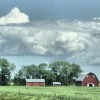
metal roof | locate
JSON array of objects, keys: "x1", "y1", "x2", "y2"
[
  {"x1": 76, "y1": 72, "x2": 100, "y2": 81},
  {"x1": 76, "y1": 74, "x2": 86, "y2": 81},
  {"x1": 53, "y1": 82, "x2": 61, "y2": 84},
  {"x1": 26, "y1": 79, "x2": 45, "y2": 82}
]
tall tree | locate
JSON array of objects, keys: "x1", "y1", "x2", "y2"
[
  {"x1": 22, "y1": 64, "x2": 38, "y2": 79},
  {"x1": 37, "y1": 63, "x2": 48, "y2": 78},
  {"x1": 49, "y1": 61, "x2": 70, "y2": 81},
  {"x1": 49, "y1": 61, "x2": 82, "y2": 85},
  {"x1": 14, "y1": 70, "x2": 26, "y2": 86},
  {"x1": 0, "y1": 58, "x2": 16, "y2": 85}
]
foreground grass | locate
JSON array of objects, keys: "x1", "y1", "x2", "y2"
[{"x1": 0, "y1": 86, "x2": 100, "y2": 100}]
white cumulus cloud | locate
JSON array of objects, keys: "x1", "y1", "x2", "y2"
[{"x1": 0, "y1": 7, "x2": 29, "y2": 25}]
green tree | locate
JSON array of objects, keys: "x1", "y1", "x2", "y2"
[
  {"x1": 22, "y1": 64, "x2": 38, "y2": 79},
  {"x1": 42, "y1": 70, "x2": 56, "y2": 85},
  {"x1": 37, "y1": 63, "x2": 48, "y2": 78},
  {"x1": 14, "y1": 70, "x2": 26, "y2": 86},
  {"x1": 49, "y1": 61, "x2": 70, "y2": 81},
  {"x1": 49, "y1": 61, "x2": 82, "y2": 85},
  {"x1": 22, "y1": 63, "x2": 48, "y2": 79},
  {"x1": 0, "y1": 58, "x2": 16, "y2": 85}
]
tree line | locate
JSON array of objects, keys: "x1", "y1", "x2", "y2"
[{"x1": 0, "y1": 58, "x2": 82, "y2": 86}]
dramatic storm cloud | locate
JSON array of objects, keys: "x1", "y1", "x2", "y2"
[
  {"x1": 0, "y1": 7, "x2": 29, "y2": 25},
  {"x1": 0, "y1": 7, "x2": 100, "y2": 66},
  {"x1": 0, "y1": 20, "x2": 99, "y2": 57}
]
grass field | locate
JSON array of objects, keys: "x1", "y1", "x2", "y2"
[{"x1": 0, "y1": 86, "x2": 100, "y2": 100}]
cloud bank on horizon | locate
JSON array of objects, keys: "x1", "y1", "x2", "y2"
[
  {"x1": 0, "y1": 7, "x2": 100, "y2": 66},
  {"x1": 0, "y1": 7, "x2": 29, "y2": 25}
]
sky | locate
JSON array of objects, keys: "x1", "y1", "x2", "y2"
[{"x1": 0, "y1": 0, "x2": 100, "y2": 79}]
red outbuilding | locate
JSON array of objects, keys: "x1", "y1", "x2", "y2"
[
  {"x1": 26, "y1": 79, "x2": 45, "y2": 86},
  {"x1": 76, "y1": 72, "x2": 99, "y2": 87}
]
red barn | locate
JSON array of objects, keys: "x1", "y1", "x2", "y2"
[
  {"x1": 26, "y1": 79, "x2": 45, "y2": 86},
  {"x1": 76, "y1": 72, "x2": 99, "y2": 87}
]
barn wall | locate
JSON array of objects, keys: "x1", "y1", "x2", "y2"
[
  {"x1": 32, "y1": 82, "x2": 45, "y2": 86},
  {"x1": 82, "y1": 74, "x2": 99, "y2": 86},
  {"x1": 26, "y1": 82, "x2": 45, "y2": 86},
  {"x1": 26, "y1": 82, "x2": 32, "y2": 86}
]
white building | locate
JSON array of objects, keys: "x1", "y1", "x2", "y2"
[{"x1": 53, "y1": 82, "x2": 61, "y2": 86}]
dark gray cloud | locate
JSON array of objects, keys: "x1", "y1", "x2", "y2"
[{"x1": 0, "y1": 20, "x2": 89, "y2": 56}]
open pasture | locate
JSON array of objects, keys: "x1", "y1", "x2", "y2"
[{"x1": 0, "y1": 86, "x2": 100, "y2": 100}]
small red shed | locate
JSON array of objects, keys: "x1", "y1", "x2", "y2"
[
  {"x1": 26, "y1": 79, "x2": 45, "y2": 86},
  {"x1": 76, "y1": 72, "x2": 99, "y2": 87}
]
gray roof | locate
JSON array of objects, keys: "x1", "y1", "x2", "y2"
[
  {"x1": 53, "y1": 82, "x2": 61, "y2": 84},
  {"x1": 76, "y1": 74, "x2": 86, "y2": 81},
  {"x1": 76, "y1": 72, "x2": 100, "y2": 81},
  {"x1": 26, "y1": 79, "x2": 45, "y2": 82}
]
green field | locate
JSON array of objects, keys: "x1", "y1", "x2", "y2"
[{"x1": 0, "y1": 86, "x2": 99, "y2": 100}]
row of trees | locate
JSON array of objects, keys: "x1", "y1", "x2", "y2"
[
  {"x1": 0, "y1": 58, "x2": 82, "y2": 86},
  {"x1": 14, "y1": 61, "x2": 82, "y2": 85}
]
